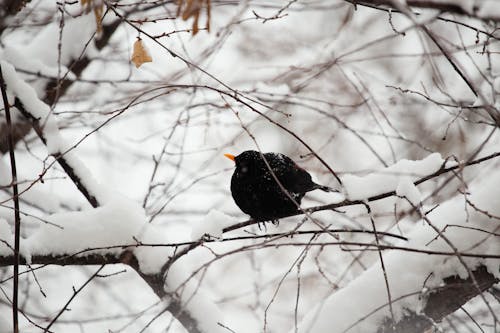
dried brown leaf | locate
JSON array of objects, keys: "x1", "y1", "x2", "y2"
[
  {"x1": 81, "y1": 0, "x2": 104, "y2": 34},
  {"x1": 176, "y1": 0, "x2": 210, "y2": 35},
  {"x1": 131, "y1": 39, "x2": 152, "y2": 68},
  {"x1": 192, "y1": 10, "x2": 200, "y2": 35},
  {"x1": 182, "y1": 0, "x2": 198, "y2": 20},
  {"x1": 81, "y1": 0, "x2": 92, "y2": 13},
  {"x1": 206, "y1": 0, "x2": 211, "y2": 32},
  {"x1": 94, "y1": 5, "x2": 103, "y2": 34}
]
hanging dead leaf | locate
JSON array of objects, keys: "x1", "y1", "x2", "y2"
[
  {"x1": 131, "y1": 38, "x2": 152, "y2": 68},
  {"x1": 81, "y1": 0, "x2": 104, "y2": 34},
  {"x1": 81, "y1": 0, "x2": 92, "y2": 13},
  {"x1": 94, "y1": 5, "x2": 103, "y2": 34},
  {"x1": 177, "y1": 0, "x2": 211, "y2": 35},
  {"x1": 206, "y1": 0, "x2": 211, "y2": 32}
]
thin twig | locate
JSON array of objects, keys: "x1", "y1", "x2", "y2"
[
  {"x1": 43, "y1": 265, "x2": 105, "y2": 332},
  {"x1": 365, "y1": 202, "x2": 395, "y2": 328},
  {"x1": 0, "y1": 62, "x2": 21, "y2": 333}
]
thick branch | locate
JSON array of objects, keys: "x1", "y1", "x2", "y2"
[
  {"x1": 0, "y1": 250, "x2": 204, "y2": 333},
  {"x1": 12, "y1": 97, "x2": 99, "y2": 208},
  {"x1": 43, "y1": 18, "x2": 122, "y2": 105},
  {"x1": 222, "y1": 151, "x2": 500, "y2": 233},
  {"x1": 1, "y1": 0, "x2": 29, "y2": 15},
  {"x1": 347, "y1": 0, "x2": 500, "y2": 22},
  {"x1": 0, "y1": 121, "x2": 32, "y2": 154},
  {"x1": 0, "y1": 18, "x2": 122, "y2": 154},
  {"x1": 0, "y1": 252, "x2": 123, "y2": 269},
  {"x1": 0, "y1": 51, "x2": 22, "y2": 333},
  {"x1": 378, "y1": 266, "x2": 499, "y2": 333}
]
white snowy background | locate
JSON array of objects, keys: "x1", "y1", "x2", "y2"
[{"x1": 0, "y1": 1, "x2": 499, "y2": 333}]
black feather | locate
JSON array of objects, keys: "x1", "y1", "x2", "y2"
[{"x1": 229, "y1": 151, "x2": 336, "y2": 221}]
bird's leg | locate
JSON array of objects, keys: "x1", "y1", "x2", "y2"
[{"x1": 257, "y1": 221, "x2": 266, "y2": 231}]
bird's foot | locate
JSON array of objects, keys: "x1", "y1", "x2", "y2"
[
  {"x1": 257, "y1": 221, "x2": 267, "y2": 232},
  {"x1": 271, "y1": 219, "x2": 280, "y2": 226}
]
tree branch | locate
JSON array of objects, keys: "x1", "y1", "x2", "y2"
[
  {"x1": 377, "y1": 266, "x2": 499, "y2": 333},
  {"x1": 0, "y1": 16, "x2": 122, "y2": 154},
  {"x1": 346, "y1": 0, "x2": 500, "y2": 22},
  {"x1": 0, "y1": 54, "x2": 22, "y2": 333},
  {"x1": 222, "y1": 151, "x2": 500, "y2": 234},
  {"x1": 12, "y1": 98, "x2": 99, "y2": 208},
  {"x1": 0, "y1": 249, "x2": 204, "y2": 333}
]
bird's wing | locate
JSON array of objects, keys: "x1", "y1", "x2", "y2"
[{"x1": 265, "y1": 153, "x2": 315, "y2": 193}]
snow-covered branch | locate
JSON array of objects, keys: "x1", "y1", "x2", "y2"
[
  {"x1": 0, "y1": 6, "x2": 122, "y2": 154},
  {"x1": 2, "y1": 1, "x2": 500, "y2": 332},
  {"x1": 347, "y1": 0, "x2": 500, "y2": 22},
  {"x1": 294, "y1": 165, "x2": 500, "y2": 333},
  {"x1": 377, "y1": 266, "x2": 498, "y2": 333},
  {"x1": 222, "y1": 151, "x2": 500, "y2": 233},
  {"x1": 1, "y1": 61, "x2": 102, "y2": 207},
  {"x1": 0, "y1": 194, "x2": 224, "y2": 333}
]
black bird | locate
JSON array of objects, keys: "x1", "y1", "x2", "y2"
[{"x1": 225, "y1": 150, "x2": 335, "y2": 221}]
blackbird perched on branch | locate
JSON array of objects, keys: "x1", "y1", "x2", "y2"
[{"x1": 225, "y1": 150, "x2": 336, "y2": 221}]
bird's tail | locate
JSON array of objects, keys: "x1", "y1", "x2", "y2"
[{"x1": 315, "y1": 184, "x2": 339, "y2": 193}]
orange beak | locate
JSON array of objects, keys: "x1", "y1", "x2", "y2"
[{"x1": 224, "y1": 153, "x2": 235, "y2": 162}]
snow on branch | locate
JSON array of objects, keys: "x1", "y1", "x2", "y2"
[
  {"x1": 0, "y1": 12, "x2": 95, "y2": 151},
  {"x1": 0, "y1": 10, "x2": 122, "y2": 153},
  {"x1": 294, "y1": 161, "x2": 500, "y2": 333},
  {"x1": 377, "y1": 266, "x2": 498, "y2": 333},
  {"x1": 342, "y1": 152, "x2": 443, "y2": 201},
  {"x1": 222, "y1": 152, "x2": 500, "y2": 234},
  {"x1": 347, "y1": 0, "x2": 500, "y2": 22},
  {"x1": 0, "y1": 60, "x2": 226, "y2": 331},
  {"x1": 0, "y1": 197, "x2": 169, "y2": 273},
  {"x1": 0, "y1": 60, "x2": 103, "y2": 207},
  {"x1": 0, "y1": 195, "x2": 225, "y2": 333}
]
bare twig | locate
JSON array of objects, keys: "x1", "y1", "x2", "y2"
[
  {"x1": 345, "y1": 0, "x2": 500, "y2": 22},
  {"x1": 43, "y1": 265, "x2": 105, "y2": 332},
  {"x1": 0, "y1": 62, "x2": 21, "y2": 333}
]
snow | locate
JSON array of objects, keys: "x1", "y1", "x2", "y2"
[
  {"x1": 0, "y1": 9, "x2": 96, "y2": 98},
  {"x1": 294, "y1": 168, "x2": 500, "y2": 333},
  {"x1": 1, "y1": 60, "x2": 63, "y2": 153},
  {"x1": 1, "y1": 60, "x2": 108, "y2": 205},
  {"x1": 1, "y1": 46, "x2": 75, "y2": 82},
  {"x1": 0, "y1": 218, "x2": 13, "y2": 253},
  {"x1": 0, "y1": 313, "x2": 12, "y2": 333},
  {"x1": 1, "y1": 2, "x2": 499, "y2": 333},
  {"x1": 456, "y1": 0, "x2": 475, "y2": 15},
  {"x1": 191, "y1": 209, "x2": 236, "y2": 240},
  {"x1": 342, "y1": 153, "x2": 443, "y2": 200},
  {"x1": 16, "y1": 183, "x2": 61, "y2": 214},
  {"x1": 395, "y1": 176, "x2": 422, "y2": 206},
  {"x1": 477, "y1": 0, "x2": 500, "y2": 19},
  {"x1": 0, "y1": 160, "x2": 8, "y2": 186},
  {"x1": 60, "y1": 146, "x2": 111, "y2": 204},
  {"x1": 20, "y1": 12, "x2": 97, "y2": 69},
  {"x1": 165, "y1": 263, "x2": 226, "y2": 333},
  {"x1": 0, "y1": 192, "x2": 223, "y2": 331},
  {"x1": 495, "y1": 76, "x2": 500, "y2": 93},
  {"x1": 0, "y1": 196, "x2": 174, "y2": 275},
  {"x1": 134, "y1": 223, "x2": 190, "y2": 274}
]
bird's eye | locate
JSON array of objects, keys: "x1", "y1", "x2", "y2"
[{"x1": 241, "y1": 166, "x2": 248, "y2": 173}]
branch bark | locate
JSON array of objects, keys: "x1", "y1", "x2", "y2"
[
  {"x1": 0, "y1": 49, "x2": 22, "y2": 333},
  {"x1": 221, "y1": 151, "x2": 500, "y2": 234},
  {"x1": 377, "y1": 266, "x2": 499, "y2": 333},
  {"x1": 1, "y1": 251, "x2": 496, "y2": 333},
  {"x1": 0, "y1": 16, "x2": 122, "y2": 154},
  {"x1": 12, "y1": 97, "x2": 99, "y2": 208},
  {"x1": 346, "y1": 0, "x2": 500, "y2": 22},
  {"x1": 0, "y1": 250, "x2": 204, "y2": 333}
]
